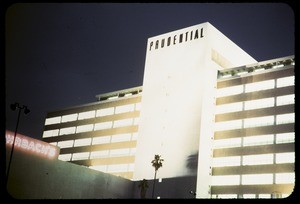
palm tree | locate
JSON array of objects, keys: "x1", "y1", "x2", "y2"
[
  {"x1": 138, "y1": 179, "x2": 149, "y2": 199},
  {"x1": 151, "y1": 154, "x2": 164, "y2": 199}
]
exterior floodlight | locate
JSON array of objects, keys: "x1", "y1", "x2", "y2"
[
  {"x1": 10, "y1": 103, "x2": 18, "y2": 111},
  {"x1": 6, "y1": 102, "x2": 30, "y2": 188},
  {"x1": 24, "y1": 106, "x2": 30, "y2": 115}
]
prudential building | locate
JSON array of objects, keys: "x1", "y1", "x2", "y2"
[{"x1": 42, "y1": 22, "x2": 295, "y2": 198}]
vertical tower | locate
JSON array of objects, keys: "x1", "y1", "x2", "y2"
[{"x1": 133, "y1": 22, "x2": 257, "y2": 198}]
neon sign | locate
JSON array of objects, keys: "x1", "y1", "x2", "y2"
[{"x1": 5, "y1": 130, "x2": 60, "y2": 159}]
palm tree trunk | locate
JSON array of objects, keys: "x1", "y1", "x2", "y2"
[{"x1": 152, "y1": 170, "x2": 157, "y2": 199}]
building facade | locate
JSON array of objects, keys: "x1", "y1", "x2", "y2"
[
  {"x1": 42, "y1": 22, "x2": 294, "y2": 198},
  {"x1": 42, "y1": 86, "x2": 142, "y2": 180}
]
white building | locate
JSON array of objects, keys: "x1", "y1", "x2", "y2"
[{"x1": 42, "y1": 22, "x2": 294, "y2": 198}]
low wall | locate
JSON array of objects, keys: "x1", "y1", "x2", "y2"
[{"x1": 5, "y1": 147, "x2": 134, "y2": 199}]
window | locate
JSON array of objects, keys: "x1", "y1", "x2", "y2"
[
  {"x1": 214, "y1": 119, "x2": 242, "y2": 131},
  {"x1": 128, "y1": 163, "x2": 135, "y2": 171},
  {"x1": 242, "y1": 194, "x2": 256, "y2": 198},
  {"x1": 212, "y1": 156, "x2": 241, "y2": 167},
  {"x1": 78, "y1": 110, "x2": 95, "y2": 120},
  {"x1": 96, "y1": 107, "x2": 114, "y2": 117},
  {"x1": 111, "y1": 134, "x2": 131, "y2": 143},
  {"x1": 242, "y1": 174, "x2": 273, "y2": 185},
  {"x1": 94, "y1": 122, "x2": 112, "y2": 130},
  {"x1": 74, "y1": 138, "x2": 92, "y2": 147},
  {"x1": 115, "y1": 104, "x2": 135, "y2": 114},
  {"x1": 42, "y1": 129, "x2": 59, "y2": 138},
  {"x1": 61, "y1": 113, "x2": 78, "y2": 123},
  {"x1": 211, "y1": 175, "x2": 240, "y2": 186},
  {"x1": 131, "y1": 133, "x2": 138, "y2": 140},
  {"x1": 110, "y1": 148, "x2": 130, "y2": 157},
  {"x1": 243, "y1": 135, "x2": 274, "y2": 147},
  {"x1": 45, "y1": 116, "x2": 61, "y2": 125},
  {"x1": 59, "y1": 127, "x2": 76, "y2": 135},
  {"x1": 216, "y1": 85, "x2": 244, "y2": 98},
  {"x1": 135, "y1": 103, "x2": 142, "y2": 111},
  {"x1": 217, "y1": 194, "x2": 238, "y2": 199},
  {"x1": 76, "y1": 124, "x2": 94, "y2": 133},
  {"x1": 242, "y1": 154, "x2": 273, "y2": 166},
  {"x1": 258, "y1": 194, "x2": 271, "y2": 198},
  {"x1": 276, "y1": 132, "x2": 295, "y2": 144},
  {"x1": 113, "y1": 118, "x2": 133, "y2": 128},
  {"x1": 275, "y1": 152, "x2": 294, "y2": 164},
  {"x1": 90, "y1": 150, "x2": 109, "y2": 159},
  {"x1": 245, "y1": 79, "x2": 275, "y2": 93},
  {"x1": 243, "y1": 116, "x2": 274, "y2": 128},
  {"x1": 276, "y1": 113, "x2": 295, "y2": 125},
  {"x1": 276, "y1": 94, "x2": 294, "y2": 106},
  {"x1": 244, "y1": 97, "x2": 274, "y2": 110},
  {"x1": 57, "y1": 140, "x2": 74, "y2": 148},
  {"x1": 72, "y1": 152, "x2": 90, "y2": 161},
  {"x1": 277, "y1": 76, "x2": 294, "y2": 88},
  {"x1": 133, "y1": 118, "x2": 139, "y2": 125},
  {"x1": 213, "y1": 138, "x2": 242, "y2": 149},
  {"x1": 58, "y1": 153, "x2": 72, "y2": 161},
  {"x1": 92, "y1": 136, "x2": 111, "y2": 145},
  {"x1": 215, "y1": 102, "x2": 243, "y2": 114},
  {"x1": 275, "y1": 173, "x2": 295, "y2": 184}
]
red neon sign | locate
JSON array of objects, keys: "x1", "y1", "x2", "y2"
[{"x1": 5, "y1": 130, "x2": 60, "y2": 159}]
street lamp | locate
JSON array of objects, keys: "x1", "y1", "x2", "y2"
[{"x1": 6, "y1": 103, "x2": 30, "y2": 187}]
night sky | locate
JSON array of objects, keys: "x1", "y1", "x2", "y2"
[{"x1": 5, "y1": 3, "x2": 295, "y2": 140}]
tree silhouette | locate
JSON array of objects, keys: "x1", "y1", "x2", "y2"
[
  {"x1": 151, "y1": 154, "x2": 164, "y2": 199},
  {"x1": 138, "y1": 179, "x2": 149, "y2": 199}
]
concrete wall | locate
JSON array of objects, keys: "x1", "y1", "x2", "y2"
[
  {"x1": 132, "y1": 175, "x2": 197, "y2": 199},
  {"x1": 5, "y1": 146, "x2": 134, "y2": 199}
]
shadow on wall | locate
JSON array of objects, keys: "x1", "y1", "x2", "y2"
[{"x1": 186, "y1": 152, "x2": 198, "y2": 174}]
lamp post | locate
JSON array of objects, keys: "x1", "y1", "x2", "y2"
[{"x1": 6, "y1": 103, "x2": 30, "y2": 187}]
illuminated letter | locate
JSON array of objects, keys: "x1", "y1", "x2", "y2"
[
  {"x1": 161, "y1": 39, "x2": 165, "y2": 48},
  {"x1": 149, "y1": 41, "x2": 153, "y2": 51},
  {"x1": 200, "y1": 28, "x2": 204, "y2": 38},
  {"x1": 28, "y1": 141, "x2": 35, "y2": 151},
  {"x1": 48, "y1": 148, "x2": 56, "y2": 158},
  {"x1": 190, "y1": 31, "x2": 193, "y2": 40},
  {"x1": 194, "y1": 29, "x2": 199, "y2": 39},
  {"x1": 155, "y1": 40, "x2": 159, "y2": 49},
  {"x1": 173, "y1": 35, "x2": 177, "y2": 45},
  {"x1": 179, "y1": 34, "x2": 183, "y2": 43},
  {"x1": 35, "y1": 143, "x2": 42, "y2": 153},
  {"x1": 41, "y1": 145, "x2": 50, "y2": 155},
  {"x1": 167, "y1": 37, "x2": 171, "y2": 46},
  {"x1": 5, "y1": 134, "x2": 14, "y2": 144},
  {"x1": 15, "y1": 137, "x2": 22, "y2": 147},
  {"x1": 21, "y1": 139, "x2": 29, "y2": 149}
]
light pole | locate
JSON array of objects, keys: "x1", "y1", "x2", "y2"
[{"x1": 6, "y1": 102, "x2": 30, "y2": 187}]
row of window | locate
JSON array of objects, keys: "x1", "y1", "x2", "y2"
[
  {"x1": 58, "y1": 147, "x2": 136, "y2": 161},
  {"x1": 211, "y1": 173, "x2": 295, "y2": 186},
  {"x1": 218, "y1": 61, "x2": 294, "y2": 80},
  {"x1": 43, "y1": 117, "x2": 139, "y2": 138},
  {"x1": 215, "y1": 94, "x2": 294, "y2": 114},
  {"x1": 211, "y1": 193, "x2": 290, "y2": 199},
  {"x1": 213, "y1": 132, "x2": 294, "y2": 149},
  {"x1": 49, "y1": 133, "x2": 138, "y2": 149},
  {"x1": 89, "y1": 163, "x2": 135, "y2": 173},
  {"x1": 45, "y1": 103, "x2": 141, "y2": 126},
  {"x1": 214, "y1": 113, "x2": 295, "y2": 131},
  {"x1": 216, "y1": 76, "x2": 294, "y2": 98},
  {"x1": 212, "y1": 152, "x2": 294, "y2": 167}
]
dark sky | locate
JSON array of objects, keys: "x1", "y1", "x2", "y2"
[{"x1": 5, "y1": 3, "x2": 295, "y2": 140}]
